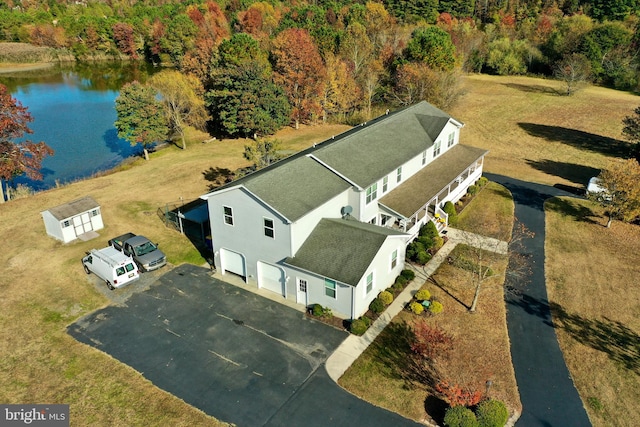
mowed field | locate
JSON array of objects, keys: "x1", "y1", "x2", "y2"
[{"x1": 0, "y1": 74, "x2": 638, "y2": 426}]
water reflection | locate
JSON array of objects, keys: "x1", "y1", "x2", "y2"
[{"x1": 0, "y1": 61, "x2": 158, "y2": 191}]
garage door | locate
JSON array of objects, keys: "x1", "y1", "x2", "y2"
[
  {"x1": 220, "y1": 248, "x2": 246, "y2": 278},
  {"x1": 257, "y1": 262, "x2": 285, "y2": 297}
]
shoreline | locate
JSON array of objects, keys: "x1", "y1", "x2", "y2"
[{"x1": 0, "y1": 62, "x2": 55, "y2": 74}]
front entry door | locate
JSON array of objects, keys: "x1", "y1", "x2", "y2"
[{"x1": 296, "y1": 278, "x2": 307, "y2": 305}]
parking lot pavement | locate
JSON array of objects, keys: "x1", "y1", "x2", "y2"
[{"x1": 69, "y1": 264, "x2": 352, "y2": 426}]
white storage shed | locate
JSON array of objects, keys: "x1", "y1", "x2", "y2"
[{"x1": 41, "y1": 196, "x2": 104, "y2": 243}]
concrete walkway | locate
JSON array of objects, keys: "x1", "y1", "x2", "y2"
[{"x1": 325, "y1": 227, "x2": 508, "y2": 381}]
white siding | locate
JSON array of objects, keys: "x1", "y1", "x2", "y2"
[{"x1": 208, "y1": 187, "x2": 292, "y2": 280}]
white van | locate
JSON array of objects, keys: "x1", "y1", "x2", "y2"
[{"x1": 82, "y1": 247, "x2": 140, "y2": 290}]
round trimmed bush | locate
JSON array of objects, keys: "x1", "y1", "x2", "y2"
[
  {"x1": 401, "y1": 269, "x2": 415, "y2": 281},
  {"x1": 433, "y1": 236, "x2": 444, "y2": 250},
  {"x1": 416, "y1": 251, "x2": 432, "y2": 265},
  {"x1": 467, "y1": 184, "x2": 478, "y2": 195},
  {"x1": 429, "y1": 300, "x2": 443, "y2": 314},
  {"x1": 410, "y1": 301, "x2": 424, "y2": 315},
  {"x1": 415, "y1": 289, "x2": 431, "y2": 301},
  {"x1": 369, "y1": 297, "x2": 384, "y2": 313},
  {"x1": 478, "y1": 176, "x2": 489, "y2": 187},
  {"x1": 419, "y1": 220, "x2": 439, "y2": 239},
  {"x1": 443, "y1": 201, "x2": 457, "y2": 218},
  {"x1": 379, "y1": 290, "x2": 393, "y2": 305},
  {"x1": 444, "y1": 405, "x2": 479, "y2": 427},
  {"x1": 361, "y1": 315, "x2": 371, "y2": 327},
  {"x1": 350, "y1": 318, "x2": 368, "y2": 335},
  {"x1": 476, "y1": 399, "x2": 508, "y2": 427},
  {"x1": 395, "y1": 275, "x2": 408, "y2": 286}
]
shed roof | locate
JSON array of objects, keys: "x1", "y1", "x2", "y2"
[
  {"x1": 379, "y1": 144, "x2": 488, "y2": 217},
  {"x1": 44, "y1": 196, "x2": 100, "y2": 221},
  {"x1": 284, "y1": 218, "x2": 407, "y2": 286}
]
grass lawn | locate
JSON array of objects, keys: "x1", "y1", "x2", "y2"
[
  {"x1": 339, "y1": 182, "x2": 520, "y2": 424},
  {"x1": 0, "y1": 123, "x2": 349, "y2": 426},
  {"x1": 545, "y1": 197, "x2": 640, "y2": 427}
]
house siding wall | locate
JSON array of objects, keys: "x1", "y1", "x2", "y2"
[
  {"x1": 353, "y1": 237, "x2": 407, "y2": 318},
  {"x1": 286, "y1": 268, "x2": 354, "y2": 319},
  {"x1": 208, "y1": 187, "x2": 292, "y2": 281},
  {"x1": 41, "y1": 211, "x2": 64, "y2": 241}
]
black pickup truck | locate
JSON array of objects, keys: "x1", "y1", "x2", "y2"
[{"x1": 108, "y1": 233, "x2": 167, "y2": 272}]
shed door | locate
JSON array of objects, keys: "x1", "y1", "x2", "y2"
[
  {"x1": 220, "y1": 248, "x2": 246, "y2": 279},
  {"x1": 72, "y1": 213, "x2": 92, "y2": 236},
  {"x1": 258, "y1": 262, "x2": 285, "y2": 297}
]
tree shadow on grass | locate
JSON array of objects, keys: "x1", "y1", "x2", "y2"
[
  {"x1": 550, "y1": 302, "x2": 640, "y2": 374},
  {"x1": 502, "y1": 83, "x2": 562, "y2": 95},
  {"x1": 525, "y1": 159, "x2": 601, "y2": 188},
  {"x1": 545, "y1": 197, "x2": 599, "y2": 225},
  {"x1": 519, "y1": 123, "x2": 632, "y2": 158}
]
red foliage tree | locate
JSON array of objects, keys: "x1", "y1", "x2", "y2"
[
  {"x1": 272, "y1": 28, "x2": 326, "y2": 129},
  {"x1": 436, "y1": 381, "x2": 484, "y2": 407},
  {"x1": 0, "y1": 84, "x2": 53, "y2": 202},
  {"x1": 112, "y1": 22, "x2": 137, "y2": 59},
  {"x1": 410, "y1": 319, "x2": 454, "y2": 361}
]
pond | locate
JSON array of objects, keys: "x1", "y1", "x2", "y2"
[{"x1": 0, "y1": 61, "x2": 157, "y2": 191}]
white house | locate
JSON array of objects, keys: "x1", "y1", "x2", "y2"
[
  {"x1": 41, "y1": 196, "x2": 104, "y2": 243},
  {"x1": 201, "y1": 101, "x2": 488, "y2": 319}
]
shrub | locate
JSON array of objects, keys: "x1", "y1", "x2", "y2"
[
  {"x1": 443, "y1": 405, "x2": 479, "y2": 427},
  {"x1": 312, "y1": 303, "x2": 323, "y2": 317},
  {"x1": 443, "y1": 201, "x2": 457, "y2": 218},
  {"x1": 361, "y1": 315, "x2": 371, "y2": 327},
  {"x1": 395, "y1": 275, "x2": 408, "y2": 286},
  {"x1": 415, "y1": 289, "x2": 431, "y2": 301},
  {"x1": 379, "y1": 290, "x2": 393, "y2": 305},
  {"x1": 416, "y1": 235, "x2": 434, "y2": 249},
  {"x1": 420, "y1": 220, "x2": 439, "y2": 239},
  {"x1": 350, "y1": 318, "x2": 368, "y2": 335},
  {"x1": 410, "y1": 320, "x2": 454, "y2": 359},
  {"x1": 369, "y1": 297, "x2": 385, "y2": 313},
  {"x1": 401, "y1": 269, "x2": 415, "y2": 281},
  {"x1": 429, "y1": 300, "x2": 444, "y2": 314},
  {"x1": 476, "y1": 399, "x2": 509, "y2": 427},
  {"x1": 410, "y1": 301, "x2": 424, "y2": 315},
  {"x1": 433, "y1": 236, "x2": 444, "y2": 250},
  {"x1": 416, "y1": 251, "x2": 432, "y2": 265},
  {"x1": 392, "y1": 280, "x2": 404, "y2": 292},
  {"x1": 467, "y1": 184, "x2": 478, "y2": 196},
  {"x1": 478, "y1": 176, "x2": 488, "y2": 187}
]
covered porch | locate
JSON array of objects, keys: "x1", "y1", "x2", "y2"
[{"x1": 378, "y1": 144, "x2": 488, "y2": 240}]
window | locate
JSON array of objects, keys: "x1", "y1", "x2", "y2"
[
  {"x1": 299, "y1": 279, "x2": 307, "y2": 293},
  {"x1": 264, "y1": 218, "x2": 275, "y2": 238},
  {"x1": 391, "y1": 249, "x2": 398, "y2": 269},
  {"x1": 382, "y1": 176, "x2": 388, "y2": 193},
  {"x1": 396, "y1": 167, "x2": 402, "y2": 183},
  {"x1": 369, "y1": 216, "x2": 376, "y2": 225},
  {"x1": 366, "y1": 272, "x2": 374, "y2": 294},
  {"x1": 448, "y1": 132, "x2": 455, "y2": 147},
  {"x1": 62, "y1": 220, "x2": 71, "y2": 228},
  {"x1": 91, "y1": 208, "x2": 100, "y2": 217},
  {"x1": 223, "y1": 206, "x2": 234, "y2": 226},
  {"x1": 366, "y1": 183, "x2": 377, "y2": 204},
  {"x1": 422, "y1": 150, "x2": 427, "y2": 165},
  {"x1": 325, "y1": 278, "x2": 336, "y2": 298},
  {"x1": 433, "y1": 141, "x2": 441, "y2": 158}
]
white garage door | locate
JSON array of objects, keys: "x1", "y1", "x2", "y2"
[
  {"x1": 257, "y1": 262, "x2": 285, "y2": 297},
  {"x1": 220, "y1": 248, "x2": 246, "y2": 278}
]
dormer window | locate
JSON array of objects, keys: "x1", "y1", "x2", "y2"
[
  {"x1": 433, "y1": 141, "x2": 441, "y2": 158},
  {"x1": 448, "y1": 132, "x2": 455, "y2": 147},
  {"x1": 422, "y1": 150, "x2": 427, "y2": 165},
  {"x1": 396, "y1": 167, "x2": 402, "y2": 183}
]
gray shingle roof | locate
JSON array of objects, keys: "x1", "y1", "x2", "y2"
[
  {"x1": 379, "y1": 144, "x2": 488, "y2": 217},
  {"x1": 312, "y1": 102, "x2": 458, "y2": 188},
  {"x1": 44, "y1": 196, "x2": 99, "y2": 220},
  {"x1": 284, "y1": 218, "x2": 407, "y2": 286},
  {"x1": 243, "y1": 155, "x2": 352, "y2": 222}
]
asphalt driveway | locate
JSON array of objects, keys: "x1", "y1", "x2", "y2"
[{"x1": 68, "y1": 264, "x2": 420, "y2": 427}]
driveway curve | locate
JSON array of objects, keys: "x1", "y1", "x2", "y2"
[{"x1": 485, "y1": 173, "x2": 591, "y2": 427}]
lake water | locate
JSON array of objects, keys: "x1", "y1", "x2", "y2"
[{"x1": 0, "y1": 62, "x2": 156, "y2": 190}]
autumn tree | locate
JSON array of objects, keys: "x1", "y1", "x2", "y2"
[
  {"x1": 339, "y1": 23, "x2": 373, "y2": 77},
  {"x1": 112, "y1": 22, "x2": 138, "y2": 59},
  {"x1": 243, "y1": 138, "x2": 283, "y2": 170},
  {"x1": 114, "y1": 81, "x2": 168, "y2": 161},
  {"x1": 553, "y1": 53, "x2": 591, "y2": 96},
  {"x1": 621, "y1": 105, "x2": 640, "y2": 162},
  {"x1": 0, "y1": 84, "x2": 53, "y2": 202},
  {"x1": 360, "y1": 58, "x2": 384, "y2": 119},
  {"x1": 271, "y1": 28, "x2": 326, "y2": 129},
  {"x1": 322, "y1": 52, "x2": 361, "y2": 122},
  {"x1": 148, "y1": 70, "x2": 208, "y2": 150},
  {"x1": 392, "y1": 62, "x2": 463, "y2": 109},
  {"x1": 587, "y1": 159, "x2": 640, "y2": 228},
  {"x1": 406, "y1": 26, "x2": 457, "y2": 71}
]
